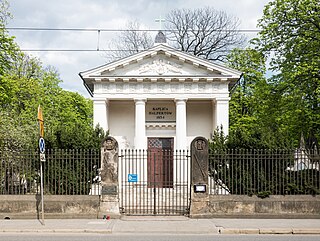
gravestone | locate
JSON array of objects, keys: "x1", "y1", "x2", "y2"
[
  {"x1": 99, "y1": 136, "x2": 120, "y2": 218},
  {"x1": 190, "y1": 136, "x2": 209, "y2": 218}
]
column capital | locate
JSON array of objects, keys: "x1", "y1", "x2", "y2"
[
  {"x1": 93, "y1": 97, "x2": 109, "y2": 105},
  {"x1": 134, "y1": 98, "x2": 147, "y2": 103},
  {"x1": 175, "y1": 98, "x2": 188, "y2": 103}
]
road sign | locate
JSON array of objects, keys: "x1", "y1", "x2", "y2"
[
  {"x1": 40, "y1": 153, "x2": 46, "y2": 162},
  {"x1": 39, "y1": 138, "x2": 45, "y2": 154},
  {"x1": 128, "y1": 174, "x2": 138, "y2": 182}
]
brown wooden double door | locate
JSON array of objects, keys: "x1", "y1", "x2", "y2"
[{"x1": 147, "y1": 138, "x2": 174, "y2": 188}]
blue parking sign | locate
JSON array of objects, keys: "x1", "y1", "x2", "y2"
[{"x1": 128, "y1": 174, "x2": 138, "y2": 182}]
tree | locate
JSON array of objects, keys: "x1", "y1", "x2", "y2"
[
  {"x1": 107, "y1": 7, "x2": 245, "y2": 62},
  {"x1": 0, "y1": 60, "x2": 106, "y2": 150},
  {"x1": 106, "y1": 20, "x2": 153, "y2": 61},
  {"x1": 165, "y1": 7, "x2": 245, "y2": 61},
  {"x1": 253, "y1": 0, "x2": 320, "y2": 145},
  {"x1": 226, "y1": 48, "x2": 293, "y2": 149},
  {"x1": 0, "y1": 0, "x2": 18, "y2": 77},
  {"x1": 0, "y1": 2, "x2": 105, "y2": 151},
  {"x1": 0, "y1": 0, "x2": 11, "y2": 26}
]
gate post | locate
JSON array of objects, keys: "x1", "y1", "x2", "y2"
[
  {"x1": 99, "y1": 136, "x2": 120, "y2": 218},
  {"x1": 190, "y1": 136, "x2": 209, "y2": 218}
]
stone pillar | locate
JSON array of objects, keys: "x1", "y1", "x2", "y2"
[
  {"x1": 134, "y1": 98, "x2": 146, "y2": 150},
  {"x1": 93, "y1": 98, "x2": 109, "y2": 132},
  {"x1": 214, "y1": 97, "x2": 230, "y2": 136},
  {"x1": 190, "y1": 136, "x2": 209, "y2": 218},
  {"x1": 99, "y1": 136, "x2": 120, "y2": 218},
  {"x1": 175, "y1": 98, "x2": 187, "y2": 150}
]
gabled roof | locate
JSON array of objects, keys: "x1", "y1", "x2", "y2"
[{"x1": 79, "y1": 44, "x2": 242, "y2": 96}]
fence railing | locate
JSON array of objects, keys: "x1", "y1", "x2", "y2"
[
  {"x1": 0, "y1": 149, "x2": 39, "y2": 195},
  {"x1": 209, "y1": 149, "x2": 320, "y2": 196},
  {"x1": 1, "y1": 148, "x2": 319, "y2": 196},
  {"x1": 0, "y1": 149, "x2": 100, "y2": 195},
  {"x1": 44, "y1": 149, "x2": 101, "y2": 195}
]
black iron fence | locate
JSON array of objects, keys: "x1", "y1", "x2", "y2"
[
  {"x1": 0, "y1": 149, "x2": 39, "y2": 195},
  {"x1": 1, "y1": 148, "x2": 319, "y2": 196},
  {"x1": 119, "y1": 149, "x2": 190, "y2": 215},
  {"x1": 0, "y1": 149, "x2": 100, "y2": 195},
  {"x1": 44, "y1": 149, "x2": 100, "y2": 195},
  {"x1": 209, "y1": 149, "x2": 320, "y2": 196}
]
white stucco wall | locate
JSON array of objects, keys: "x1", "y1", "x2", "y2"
[
  {"x1": 109, "y1": 101, "x2": 135, "y2": 149},
  {"x1": 186, "y1": 101, "x2": 212, "y2": 146}
]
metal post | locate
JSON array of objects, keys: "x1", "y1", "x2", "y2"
[{"x1": 40, "y1": 161, "x2": 45, "y2": 225}]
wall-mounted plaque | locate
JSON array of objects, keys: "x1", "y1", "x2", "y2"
[{"x1": 101, "y1": 185, "x2": 117, "y2": 195}]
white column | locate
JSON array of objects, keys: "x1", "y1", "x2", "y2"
[
  {"x1": 134, "y1": 98, "x2": 146, "y2": 150},
  {"x1": 175, "y1": 98, "x2": 187, "y2": 150},
  {"x1": 214, "y1": 97, "x2": 230, "y2": 136},
  {"x1": 93, "y1": 98, "x2": 109, "y2": 133}
]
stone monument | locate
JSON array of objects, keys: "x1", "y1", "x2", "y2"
[
  {"x1": 190, "y1": 136, "x2": 209, "y2": 218},
  {"x1": 99, "y1": 136, "x2": 120, "y2": 218}
]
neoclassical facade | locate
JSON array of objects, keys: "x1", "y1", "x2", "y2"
[{"x1": 79, "y1": 43, "x2": 241, "y2": 151}]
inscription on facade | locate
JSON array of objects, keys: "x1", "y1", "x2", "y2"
[{"x1": 146, "y1": 104, "x2": 175, "y2": 122}]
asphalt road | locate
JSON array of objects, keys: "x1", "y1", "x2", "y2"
[{"x1": 1, "y1": 234, "x2": 320, "y2": 241}]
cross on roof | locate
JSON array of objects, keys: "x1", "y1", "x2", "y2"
[{"x1": 155, "y1": 15, "x2": 165, "y2": 30}]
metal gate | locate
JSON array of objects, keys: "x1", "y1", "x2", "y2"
[{"x1": 119, "y1": 149, "x2": 190, "y2": 215}]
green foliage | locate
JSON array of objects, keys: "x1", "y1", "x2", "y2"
[
  {"x1": 209, "y1": 126, "x2": 228, "y2": 150},
  {"x1": 257, "y1": 191, "x2": 271, "y2": 199},
  {"x1": 0, "y1": 1, "x2": 18, "y2": 77},
  {"x1": 0, "y1": 65, "x2": 106, "y2": 149},
  {"x1": 43, "y1": 149, "x2": 100, "y2": 195},
  {"x1": 227, "y1": 48, "x2": 294, "y2": 149},
  {"x1": 253, "y1": 0, "x2": 320, "y2": 146},
  {"x1": 225, "y1": 1, "x2": 320, "y2": 149},
  {"x1": 0, "y1": 6, "x2": 104, "y2": 150},
  {"x1": 209, "y1": 148, "x2": 320, "y2": 196}
]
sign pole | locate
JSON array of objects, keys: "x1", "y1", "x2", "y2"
[
  {"x1": 37, "y1": 105, "x2": 45, "y2": 225},
  {"x1": 40, "y1": 160, "x2": 44, "y2": 224}
]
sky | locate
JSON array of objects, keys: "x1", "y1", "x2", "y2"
[{"x1": 7, "y1": 0, "x2": 270, "y2": 98}]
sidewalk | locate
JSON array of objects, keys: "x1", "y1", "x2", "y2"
[{"x1": 0, "y1": 217, "x2": 320, "y2": 235}]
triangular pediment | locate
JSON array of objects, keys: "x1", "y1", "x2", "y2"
[
  {"x1": 79, "y1": 44, "x2": 242, "y2": 95},
  {"x1": 100, "y1": 53, "x2": 220, "y2": 77}
]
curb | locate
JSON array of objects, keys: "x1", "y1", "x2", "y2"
[
  {"x1": 0, "y1": 229, "x2": 112, "y2": 234},
  {"x1": 292, "y1": 229, "x2": 320, "y2": 235},
  {"x1": 219, "y1": 228, "x2": 320, "y2": 235},
  {"x1": 219, "y1": 228, "x2": 259, "y2": 234},
  {"x1": 259, "y1": 228, "x2": 293, "y2": 234},
  {"x1": 2, "y1": 228, "x2": 320, "y2": 235}
]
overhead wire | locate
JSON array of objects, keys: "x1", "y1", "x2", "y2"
[
  {"x1": 6, "y1": 27, "x2": 261, "y2": 33},
  {"x1": 4, "y1": 27, "x2": 261, "y2": 52}
]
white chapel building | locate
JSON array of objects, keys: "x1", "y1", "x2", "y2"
[{"x1": 79, "y1": 33, "x2": 242, "y2": 151}]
